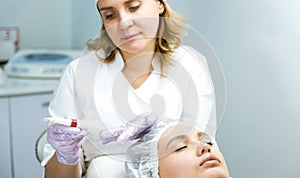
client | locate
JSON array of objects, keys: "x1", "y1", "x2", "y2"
[{"x1": 125, "y1": 122, "x2": 231, "y2": 178}]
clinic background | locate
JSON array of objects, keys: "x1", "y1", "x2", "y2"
[{"x1": 1, "y1": 0, "x2": 299, "y2": 177}]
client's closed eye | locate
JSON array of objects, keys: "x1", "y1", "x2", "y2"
[
  {"x1": 206, "y1": 142, "x2": 213, "y2": 146},
  {"x1": 175, "y1": 146, "x2": 187, "y2": 152}
]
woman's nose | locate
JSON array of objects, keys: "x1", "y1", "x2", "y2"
[
  {"x1": 119, "y1": 12, "x2": 134, "y2": 29},
  {"x1": 196, "y1": 145, "x2": 211, "y2": 156}
]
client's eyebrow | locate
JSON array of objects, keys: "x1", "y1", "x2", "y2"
[{"x1": 166, "y1": 135, "x2": 188, "y2": 149}]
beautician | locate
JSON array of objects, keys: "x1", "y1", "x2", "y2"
[{"x1": 42, "y1": 0, "x2": 217, "y2": 177}]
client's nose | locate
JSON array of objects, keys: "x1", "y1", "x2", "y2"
[{"x1": 197, "y1": 145, "x2": 211, "y2": 156}]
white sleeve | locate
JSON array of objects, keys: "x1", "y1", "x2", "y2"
[
  {"x1": 179, "y1": 46, "x2": 217, "y2": 139},
  {"x1": 48, "y1": 59, "x2": 79, "y2": 118}
]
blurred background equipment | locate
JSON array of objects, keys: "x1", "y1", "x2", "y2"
[
  {"x1": 4, "y1": 49, "x2": 80, "y2": 79},
  {"x1": 0, "y1": 26, "x2": 19, "y2": 64}
]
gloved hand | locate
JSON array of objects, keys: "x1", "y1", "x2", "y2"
[
  {"x1": 99, "y1": 112, "x2": 157, "y2": 144},
  {"x1": 47, "y1": 124, "x2": 86, "y2": 165}
]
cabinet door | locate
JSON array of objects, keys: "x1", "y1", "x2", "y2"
[
  {"x1": 0, "y1": 98, "x2": 13, "y2": 178},
  {"x1": 10, "y1": 93, "x2": 52, "y2": 178}
]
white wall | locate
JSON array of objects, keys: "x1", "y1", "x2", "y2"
[
  {"x1": 71, "y1": 0, "x2": 101, "y2": 49},
  {"x1": 168, "y1": 0, "x2": 300, "y2": 177},
  {"x1": 0, "y1": 0, "x2": 101, "y2": 49},
  {"x1": 0, "y1": 0, "x2": 73, "y2": 49}
]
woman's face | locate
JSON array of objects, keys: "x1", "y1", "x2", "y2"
[
  {"x1": 158, "y1": 125, "x2": 229, "y2": 178},
  {"x1": 97, "y1": 0, "x2": 164, "y2": 57}
]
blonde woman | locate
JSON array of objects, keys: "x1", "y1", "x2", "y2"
[{"x1": 43, "y1": 0, "x2": 217, "y2": 178}]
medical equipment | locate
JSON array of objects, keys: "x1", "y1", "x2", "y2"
[
  {"x1": 0, "y1": 26, "x2": 19, "y2": 62},
  {"x1": 4, "y1": 49, "x2": 81, "y2": 79},
  {"x1": 0, "y1": 68, "x2": 5, "y2": 85},
  {"x1": 43, "y1": 117, "x2": 103, "y2": 131},
  {"x1": 43, "y1": 117, "x2": 79, "y2": 127}
]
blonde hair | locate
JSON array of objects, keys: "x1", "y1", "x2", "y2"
[{"x1": 87, "y1": 0, "x2": 187, "y2": 73}]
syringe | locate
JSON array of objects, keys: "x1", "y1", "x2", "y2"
[
  {"x1": 43, "y1": 117, "x2": 78, "y2": 127},
  {"x1": 43, "y1": 117, "x2": 105, "y2": 134}
]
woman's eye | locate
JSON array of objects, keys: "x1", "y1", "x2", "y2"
[
  {"x1": 101, "y1": 11, "x2": 116, "y2": 20},
  {"x1": 104, "y1": 13, "x2": 115, "y2": 20},
  {"x1": 129, "y1": 3, "x2": 140, "y2": 12},
  {"x1": 175, "y1": 146, "x2": 187, "y2": 152}
]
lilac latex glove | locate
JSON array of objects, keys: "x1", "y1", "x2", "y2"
[
  {"x1": 47, "y1": 124, "x2": 86, "y2": 165},
  {"x1": 99, "y1": 112, "x2": 157, "y2": 144}
]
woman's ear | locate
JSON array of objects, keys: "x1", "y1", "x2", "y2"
[{"x1": 157, "y1": 0, "x2": 165, "y2": 14}]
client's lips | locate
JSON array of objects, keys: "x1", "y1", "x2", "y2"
[{"x1": 199, "y1": 154, "x2": 221, "y2": 167}]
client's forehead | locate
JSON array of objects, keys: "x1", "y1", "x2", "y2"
[{"x1": 160, "y1": 124, "x2": 195, "y2": 140}]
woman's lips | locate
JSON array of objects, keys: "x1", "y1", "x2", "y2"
[
  {"x1": 199, "y1": 154, "x2": 221, "y2": 167},
  {"x1": 121, "y1": 32, "x2": 141, "y2": 41}
]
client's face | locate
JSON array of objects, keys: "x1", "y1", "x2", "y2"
[{"x1": 158, "y1": 125, "x2": 229, "y2": 178}]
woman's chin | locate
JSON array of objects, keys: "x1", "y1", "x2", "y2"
[
  {"x1": 118, "y1": 38, "x2": 155, "y2": 56},
  {"x1": 199, "y1": 167, "x2": 229, "y2": 178}
]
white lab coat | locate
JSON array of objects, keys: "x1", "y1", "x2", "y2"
[{"x1": 41, "y1": 45, "x2": 216, "y2": 175}]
